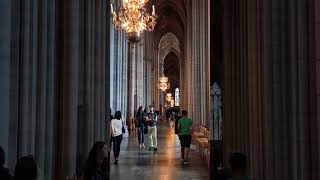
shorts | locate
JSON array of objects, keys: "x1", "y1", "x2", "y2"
[{"x1": 179, "y1": 135, "x2": 192, "y2": 148}]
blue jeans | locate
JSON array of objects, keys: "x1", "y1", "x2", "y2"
[{"x1": 137, "y1": 125, "x2": 145, "y2": 144}]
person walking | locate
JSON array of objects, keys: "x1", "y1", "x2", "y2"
[
  {"x1": 177, "y1": 110, "x2": 193, "y2": 165},
  {"x1": 110, "y1": 111, "x2": 124, "y2": 164},
  {"x1": 145, "y1": 105, "x2": 158, "y2": 151},
  {"x1": 135, "y1": 106, "x2": 146, "y2": 149}
]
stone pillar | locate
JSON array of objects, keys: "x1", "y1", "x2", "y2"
[
  {"x1": 109, "y1": 8, "x2": 115, "y2": 112},
  {"x1": 44, "y1": 0, "x2": 55, "y2": 178},
  {"x1": 35, "y1": 0, "x2": 48, "y2": 172},
  {"x1": 93, "y1": 0, "x2": 101, "y2": 140},
  {"x1": 122, "y1": 33, "x2": 128, "y2": 119},
  {"x1": 185, "y1": 0, "x2": 193, "y2": 117},
  {"x1": 127, "y1": 43, "x2": 136, "y2": 118},
  {"x1": 84, "y1": 0, "x2": 93, "y2": 157},
  {"x1": 221, "y1": 0, "x2": 320, "y2": 179},
  {"x1": 0, "y1": 0, "x2": 17, "y2": 172},
  {"x1": 191, "y1": 0, "x2": 210, "y2": 125},
  {"x1": 60, "y1": 0, "x2": 79, "y2": 176},
  {"x1": 100, "y1": 0, "x2": 107, "y2": 142},
  {"x1": 315, "y1": 0, "x2": 320, "y2": 178}
]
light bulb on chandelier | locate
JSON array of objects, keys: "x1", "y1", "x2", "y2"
[{"x1": 110, "y1": 0, "x2": 157, "y2": 43}]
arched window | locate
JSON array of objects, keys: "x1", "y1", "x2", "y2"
[{"x1": 175, "y1": 88, "x2": 180, "y2": 106}]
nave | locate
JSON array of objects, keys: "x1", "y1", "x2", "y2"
[{"x1": 110, "y1": 123, "x2": 209, "y2": 180}]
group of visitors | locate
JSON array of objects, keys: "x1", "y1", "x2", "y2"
[
  {"x1": 0, "y1": 105, "x2": 250, "y2": 180},
  {"x1": 109, "y1": 105, "x2": 194, "y2": 165},
  {"x1": 109, "y1": 105, "x2": 159, "y2": 166},
  {"x1": 135, "y1": 105, "x2": 158, "y2": 150}
]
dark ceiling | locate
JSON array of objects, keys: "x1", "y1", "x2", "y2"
[{"x1": 163, "y1": 51, "x2": 180, "y2": 94}]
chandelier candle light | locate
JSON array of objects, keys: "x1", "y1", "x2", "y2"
[
  {"x1": 159, "y1": 75, "x2": 170, "y2": 92},
  {"x1": 110, "y1": 0, "x2": 157, "y2": 43}
]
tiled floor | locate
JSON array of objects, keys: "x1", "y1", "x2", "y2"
[{"x1": 110, "y1": 123, "x2": 209, "y2": 180}]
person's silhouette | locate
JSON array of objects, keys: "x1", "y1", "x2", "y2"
[{"x1": 227, "y1": 152, "x2": 251, "y2": 180}]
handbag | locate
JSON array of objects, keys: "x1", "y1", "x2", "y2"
[{"x1": 122, "y1": 120, "x2": 126, "y2": 134}]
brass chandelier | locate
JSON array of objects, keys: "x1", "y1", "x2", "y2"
[{"x1": 110, "y1": 0, "x2": 157, "y2": 43}]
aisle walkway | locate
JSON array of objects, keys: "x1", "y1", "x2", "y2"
[{"x1": 110, "y1": 123, "x2": 209, "y2": 180}]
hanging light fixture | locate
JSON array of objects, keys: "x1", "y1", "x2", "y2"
[
  {"x1": 110, "y1": 0, "x2": 157, "y2": 43},
  {"x1": 158, "y1": 75, "x2": 170, "y2": 92},
  {"x1": 170, "y1": 99, "x2": 174, "y2": 107}
]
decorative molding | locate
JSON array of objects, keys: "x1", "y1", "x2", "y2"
[{"x1": 158, "y1": 32, "x2": 181, "y2": 63}]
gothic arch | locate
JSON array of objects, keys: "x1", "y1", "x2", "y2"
[{"x1": 158, "y1": 32, "x2": 181, "y2": 65}]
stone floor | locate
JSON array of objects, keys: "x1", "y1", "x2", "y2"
[{"x1": 110, "y1": 123, "x2": 209, "y2": 180}]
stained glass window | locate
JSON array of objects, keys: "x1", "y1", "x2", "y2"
[{"x1": 175, "y1": 88, "x2": 180, "y2": 106}]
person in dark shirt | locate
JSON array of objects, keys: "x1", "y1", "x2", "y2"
[
  {"x1": 145, "y1": 105, "x2": 158, "y2": 151},
  {"x1": 83, "y1": 142, "x2": 108, "y2": 180},
  {"x1": 0, "y1": 146, "x2": 13, "y2": 180},
  {"x1": 227, "y1": 152, "x2": 251, "y2": 180},
  {"x1": 135, "y1": 106, "x2": 146, "y2": 149},
  {"x1": 14, "y1": 155, "x2": 37, "y2": 180}
]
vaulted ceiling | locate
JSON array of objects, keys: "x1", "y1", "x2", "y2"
[
  {"x1": 149, "y1": 0, "x2": 187, "y2": 46},
  {"x1": 148, "y1": 0, "x2": 186, "y2": 95},
  {"x1": 163, "y1": 51, "x2": 180, "y2": 94}
]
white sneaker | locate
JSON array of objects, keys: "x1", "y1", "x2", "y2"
[
  {"x1": 139, "y1": 144, "x2": 142, "y2": 149},
  {"x1": 142, "y1": 144, "x2": 145, "y2": 148}
]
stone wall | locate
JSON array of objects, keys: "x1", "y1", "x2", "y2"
[
  {"x1": 0, "y1": 0, "x2": 110, "y2": 179},
  {"x1": 221, "y1": 0, "x2": 320, "y2": 179}
]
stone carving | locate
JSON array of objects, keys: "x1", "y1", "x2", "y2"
[{"x1": 211, "y1": 82, "x2": 222, "y2": 141}]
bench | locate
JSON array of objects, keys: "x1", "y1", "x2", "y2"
[{"x1": 192, "y1": 125, "x2": 210, "y2": 168}]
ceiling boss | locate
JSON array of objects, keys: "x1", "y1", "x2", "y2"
[{"x1": 110, "y1": 0, "x2": 157, "y2": 43}]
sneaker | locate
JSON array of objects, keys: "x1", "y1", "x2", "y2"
[
  {"x1": 153, "y1": 147, "x2": 158, "y2": 151},
  {"x1": 142, "y1": 144, "x2": 145, "y2": 148},
  {"x1": 183, "y1": 160, "x2": 189, "y2": 165},
  {"x1": 139, "y1": 144, "x2": 142, "y2": 149},
  {"x1": 114, "y1": 159, "x2": 119, "y2": 165}
]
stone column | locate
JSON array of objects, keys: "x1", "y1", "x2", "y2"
[
  {"x1": 136, "y1": 43, "x2": 144, "y2": 107},
  {"x1": 185, "y1": 0, "x2": 192, "y2": 117},
  {"x1": 154, "y1": 47, "x2": 160, "y2": 110},
  {"x1": 109, "y1": 9, "x2": 115, "y2": 112},
  {"x1": 93, "y1": 0, "x2": 102, "y2": 140},
  {"x1": 60, "y1": 0, "x2": 79, "y2": 176},
  {"x1": 116, "y1": 30, "x2": 123, "y2": 111},
  {"x1": 100, "y1": 0, "x2": 107, "y2": 142},
  {"x1": 84, "y1": 0, "x2": 93, "y2": 156},
  {"x1": 191, "y1": 0, "x2": 210, "y2": 124},
  {"x1": 122, "y1": 33, "x2": 128, "y2": 119},
  {"x1": 35, "y1": 0, "x2": 48, "y2": 172},
  {"x1": 315, "y1": 0, "x2": 320, "y2": 178},
  {"x1": 44, "y1": 0, "x2": 55, "y2": 178},
  {"x1": 127, "y1": 43, "x2": 136, "y2": 118},
  {"x1": 0, "y1": 0, "x2": 17, "y2": 172}
]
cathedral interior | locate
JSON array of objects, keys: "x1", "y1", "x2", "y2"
[{"x1": 0, "y1": 0, "x2": 319, "y2": 180}]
